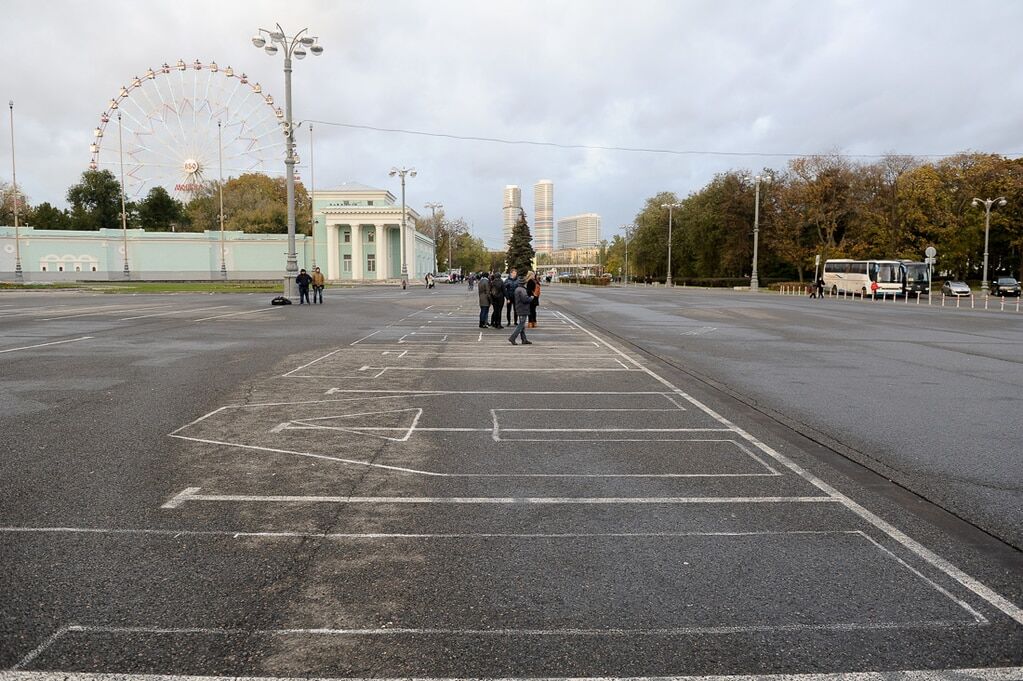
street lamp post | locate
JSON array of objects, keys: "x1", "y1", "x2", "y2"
[
  {"x1": 389, "y1": 166, "x2": 416, "y2": 286},
  {"x1": 117, "y1": 112, "x2": 130, "y2": 278},
  {"x1": 425, "y1": 201, "x2": 442, "y2": 273},
  {"x1": 660, "y1": 202, "x2": 681, "y2": 286},
  {"x1": 7, "y1": 101, "x2": 22, "y2": 281},
  {"x1": 309, "y1": 123, "x2": 316, "y2": 269},
  {"x1": 750, "y1": 174, "x2": 770, "y2": 292},
  {"x1": 972, "y1": 196, "x2": 1007, "y2": 296},
  {"x1": 252, "y1": 24, "x2": 323, "y2": 298},
  {"x1": 218, "y1": 120, "x2": 227, "y2": 279}
]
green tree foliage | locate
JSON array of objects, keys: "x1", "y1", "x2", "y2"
[
  {"x1": 66, "y1": 170, "x2": 122, "y2": 231},
  {"x1": 625, "y1": 152, "x2": 1023, "y2": 284},
  {"x1": 184, "y1": 173, "x2": 310, "y2": 234},
  {"x1": 505, "y1": 209, "x2": 536, "y2": 274},
  {"x1": 137, "y1": 186, "x2": 185, "y2": 231},
  {"x1": 29, "y1": 202, "x2": 72, "y2": 230}
]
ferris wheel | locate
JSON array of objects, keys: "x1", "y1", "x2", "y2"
[{"x1": 89, "y1": 59, "x2": 288, "y2": 199}]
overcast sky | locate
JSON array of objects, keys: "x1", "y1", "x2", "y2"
[{"x1": 6, "y1": 0, "x2": 1023, "y2": 247}]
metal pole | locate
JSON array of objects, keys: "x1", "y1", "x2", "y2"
[
  {"x1": 400, "y1": 174, "x2": 407, "y2": 284},
  {"x1": 666, "y1": 206, "x2": 673, "y2": 286},
  {"x1": 218, "y1": 121, "x2": 226, "y2": 279},
  {"x1": 751, "y1": 176, "x2": 761, "y2": 292},
  {"x1": 982, "y1": 203, "x2": 991, "y2": 296},
  {"x1": 8, "y1": 101, "x2": 22, "y2": 281},
  {"x1": 425, "y1": 202, "x2": 442, "y2": 273},
  {"x1": 283, "y1": 46, "x2": 298, "y2": 298},
  {"x1": 117, "y1": 112, "x2": 130, "y2": 278},
  {"x1": 309, "y1": 123, "x2": 316, "y2": 269},
  {"x1": 448, "y1": 221, "x2": 453, "y2": 274}
]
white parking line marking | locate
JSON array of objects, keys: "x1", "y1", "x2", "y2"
[
  {"x1": 193, "y1": 307, "x2": 280, "y2": 322},
  {"x1": 554, "y1": 309, "x2": 1023, "y2": 627},
  {"x1": 0, "y1": 336, "x2": 93, "y2": 354},
  {"x1": 160, "y1": 488, "x2": 837, "y2": 507},
  {"x1": 120, "y1": 305, "x2": 229, "y2": 320},
  {"x1": 7, "y1": 666, "x2": 1023, "y2": 680}
]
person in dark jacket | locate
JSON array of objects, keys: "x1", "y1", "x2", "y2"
[
  {"x1": 489, "y1": 272, "x2": 505, "y2": 328},
  {"x1": 525, "y1": 270, "x2": 540, "y2": 328},
  {"x1": 295, "y1": 268, "x2": 313, "y2": 304},
  {"x1": 477, "y1": 271, "x2": 491, "y2": 328},
  {"x1": 503, "y1": 268, "x2": 519, "y2": 326},
  {"x1": 508, "y1": 279, "x2": 534, "y2": 345}
]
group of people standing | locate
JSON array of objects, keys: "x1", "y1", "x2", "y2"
[
  {"x1": 295, "y1": 267, "x2": 326, "y2": 304},
  {"x1": 476, "y1": 268, "x2": 541, "y2": 345}
]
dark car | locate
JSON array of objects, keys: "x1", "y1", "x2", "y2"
[{"x1": 990, "y1": 277, "x2": 1021, "y2": 297}]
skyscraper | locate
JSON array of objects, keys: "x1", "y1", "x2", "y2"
[
  {"x1": 533, "y1": 179, "x2": 554, "y2": 254},
  {"x1": 502, "y1": 185, "x2": 521, "y2": 247},
  {"x1": 557, "y1": 213, "x2": 602, "y2": 249}
]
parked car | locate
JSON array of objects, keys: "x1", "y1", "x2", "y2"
[
  {"x1": 941, "y1": 281, "x2": 971, "y2": 297},
  {"x1": 990, "y1": 277, "x2": 1021, "y2": 297},
  {"x1": 433, "y1": 272, "x2": 450, "y2": 283}
]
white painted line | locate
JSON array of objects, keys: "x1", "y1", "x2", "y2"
[
  {"x1": 39, "y1": 303, "x2": 169, "y2": 320},
  {"x1": 160, "y1": 487, "x2": 202, "y2": 509},
  {"x1": 10, "y1": 625, "x2": 70, "y2": 670},
  {"x1": 160, "y1": 488, "x2": 838, "y2": 507},
  {"x1": 0, "y1": 527, "x2": 859, "y2": 540},
  {"x1": 5, "y1": 667, "x2": 1023, "y2": 681},
  {"x1": 555, "y1": 309, "x2": 1023, "y2": 627},
  {"x1": 350, "y1": 330, "x2": 381, "y2": 345},
  {"x1": 0, "y1": 336, "x2": 93, "y2": 355},
  {"x1": 854, "y1": 531, "x2": 986, "y2": 623},
  {"x1": 119, "y1": 304, "x2": 229, "y2": 320},
  {"x1": 193, "y1": 307, "x2": 280, "y2": 322},
  {"x1": 281, "y1": 347, "x2": 347, "y2": 377}
]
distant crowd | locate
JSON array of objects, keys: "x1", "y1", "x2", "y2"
[{"x1": 469, "y1": 268, "x2": 540, "y2": 346}]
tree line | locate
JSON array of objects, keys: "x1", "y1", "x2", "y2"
[
  {"x1": 1, "y1": 169, "x2": 312, "y2": 235},
  {"x1": 601, "y1": 152, "x2": 1023, "y2": 284}
]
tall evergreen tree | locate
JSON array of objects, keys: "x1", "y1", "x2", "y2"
[{"x1": 505, "y1": 208, "x2": 535, "y2": 274}]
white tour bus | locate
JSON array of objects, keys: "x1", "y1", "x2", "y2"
[{"x1": 822, "y1": 259, "x2": 904, "y2": 297}]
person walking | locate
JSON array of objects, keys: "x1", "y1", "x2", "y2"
[
  {"x1": 503, "y1": 268, "x2": 519, "y2": 326},
  {"x1": 477, "y1": 271, "x2": 491, "y2": 329},
  {"x1": 489, "y1": 271, "x2": 505, "y2": 328},
  {"x1": 311, "y1": 266, "x2": 325, "y2": 304},
  {"x1": 508, "y1": 277, "x2": 534, "y2": 345},
  {"x1": 525, "y1": 270, "x2": 540, "y2": 328},
  {"x1": 296, "y1": 268, "x2": 312, "y2": 305}
]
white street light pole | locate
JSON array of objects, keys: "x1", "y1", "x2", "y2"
[
  {"x1": 751, "y1": 174, "x2": 770, "y2": 292},
  {"x1": 425, "y1": 201, "x2": 442, "y2": 273},
  {"x1": 660, "y1": 202, "x2": 681, "y2": 286},
  {"x1": 8, "y1": 101, "x2": 22, "y2": 281},
  {"x1": 389, "y1": 166, "x2": 416, "y2": 285},
  {"x1": 218, "y1": 120, "x2": 226, "y2": 279},
  {"x1": 309, "y1": 123, "x2": 316, "y2": 269},
  {"x1": 972, "y1": 196, "x2": 1006, "y2": 296},
  {"x1": 117, "y1": 112, "x2": 130, "y2": 278},
  {"x1": 253, "y1": 24, "x2": 323, "y2": 298}
]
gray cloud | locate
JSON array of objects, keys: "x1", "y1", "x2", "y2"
[{"x1": 5, "y1": 0, "x2": 1022, "y2": 247}]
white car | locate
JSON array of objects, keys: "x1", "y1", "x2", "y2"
[{"x1": 433, "y1": 273, "x2": 451, "y2": 283}]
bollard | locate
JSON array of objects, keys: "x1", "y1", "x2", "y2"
[
  {"x1": 1001, "y1": 298, "x2": 1005, "y2": 312},
  {"x1": 956, "y1": 296, "x2": 960, "y2": 309}
]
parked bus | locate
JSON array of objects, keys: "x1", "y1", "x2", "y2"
[
  {"x1": 901, "y1": 261, "x2": 930, "y2": 297},
  {"x1": 822, "y1": 259, "x2": 904, "y2": 297}
]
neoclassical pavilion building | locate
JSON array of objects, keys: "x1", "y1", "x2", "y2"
[{"x1": 312, "y1": 182, "x2": 435, "y2": 281}]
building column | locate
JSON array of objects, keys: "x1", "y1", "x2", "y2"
[
  {"x1": 351, "y1": 225, "x2": 364, "y2": 281},
  {"x1": 374, "y1": 223, "x2": 387, "y2": 280},
  {"x1": 326, "y1": 224, "x2": 339, "y2": 280}
]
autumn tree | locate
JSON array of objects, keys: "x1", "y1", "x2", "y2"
[{"x1": 505, "y1": 209, "x2": 535, "y2": 274}]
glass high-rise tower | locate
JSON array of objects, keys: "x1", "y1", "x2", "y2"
[
  {"x1": 502, "y1": 185, "x2": 521, "y2": 247},
  {"x1": 533, "y1": 179, "x2": 554, "y2": 254}
]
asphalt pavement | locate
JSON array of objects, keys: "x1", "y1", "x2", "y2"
[{"x1": 1, "y1": 285, "x2": 1021, "y2": 679}]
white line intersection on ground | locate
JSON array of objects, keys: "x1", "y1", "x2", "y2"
[{"x1": 11, "y1": 298, "x2": 1023, "y2": 677}]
